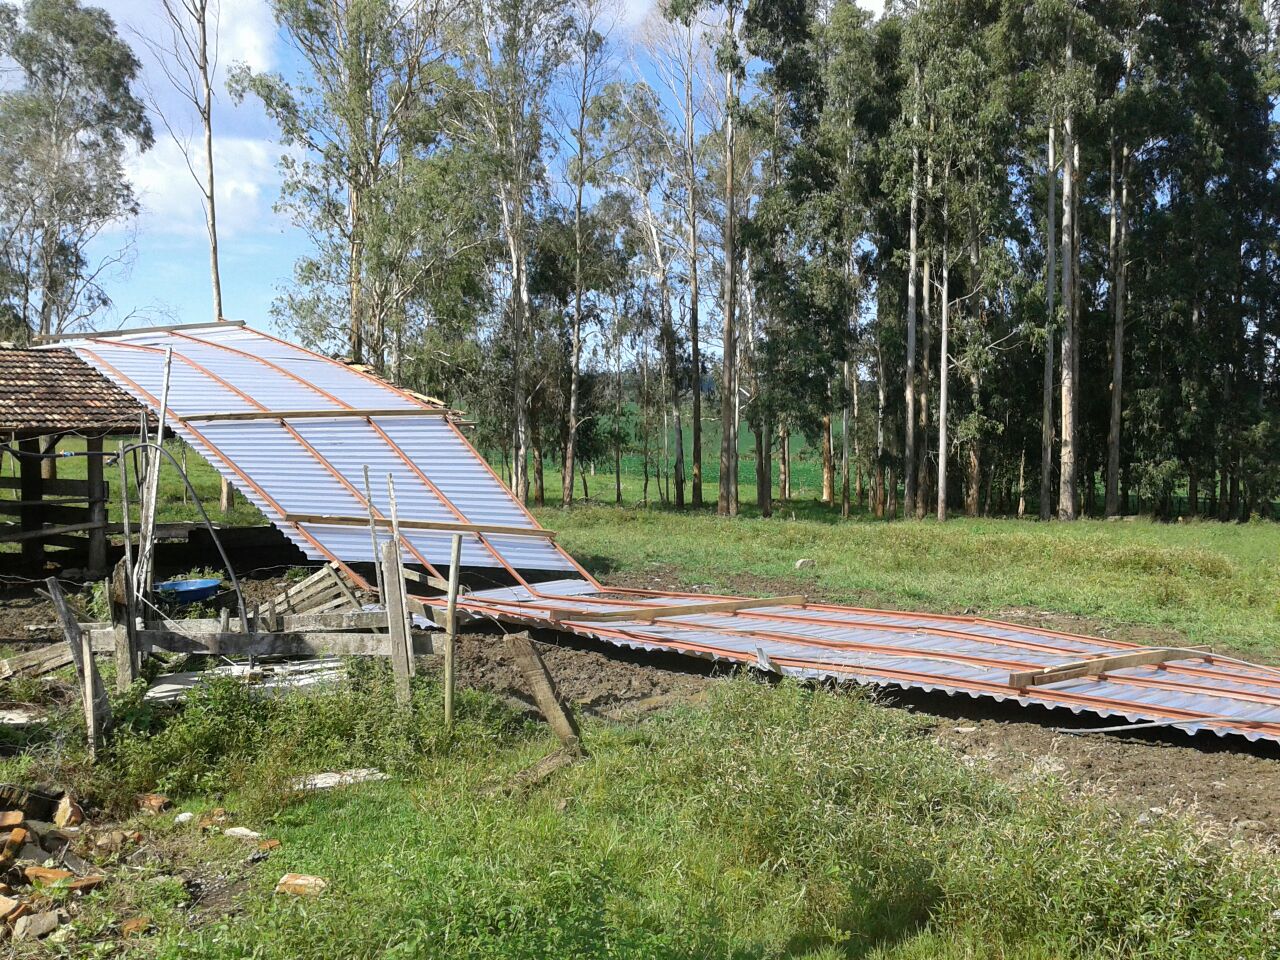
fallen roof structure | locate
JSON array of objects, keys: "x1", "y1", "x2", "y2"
[
  {"x1": 429, "y1": 580, "x2": 1280, "y2": 743},
  {"x1": 47, "y1": 322, "x2": 583, "y2": 583},
  {"x1": 48, "y1": 321, "x2": 1280, "y2": 745}
]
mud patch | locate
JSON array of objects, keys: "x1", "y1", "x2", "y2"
[{"x1": 447, "y1": 628, "x2": 716, "y2": 719}]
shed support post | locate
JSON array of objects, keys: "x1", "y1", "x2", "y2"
[
  {"x1": 19, "y1": 438, "x2": 43, "y2": 575},
  {"x1": 86, "y1": 435, "x2": 107, "y2": 579}
]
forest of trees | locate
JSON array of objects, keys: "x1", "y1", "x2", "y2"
[{"x1": 2, "y1": 0, "x2": 1278, "y2": 521}]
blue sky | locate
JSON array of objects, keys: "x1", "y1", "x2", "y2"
[{"x1": 86, "y1": 0, "x2": 883, "y2": 338}]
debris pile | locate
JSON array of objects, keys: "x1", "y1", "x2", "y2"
[{"x1": 0, "y1": 786, "x2": 110, "y2": 943}]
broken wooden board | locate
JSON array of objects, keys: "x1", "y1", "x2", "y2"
[
  {"x1": 87, "y1": 628, "x2": 438, "y2": 659},
  {"x1": 269, "y1": 562, "x2": 361, "y2": 617},
  {"x1": 504, "y1": 632, "x2": 585, "y2": 756}
]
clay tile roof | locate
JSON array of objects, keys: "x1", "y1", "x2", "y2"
[{"x1": 0, "y1": 348, "x2": 149, "y2": 435}]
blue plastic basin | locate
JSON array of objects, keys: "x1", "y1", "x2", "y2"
[{"x1": 155, "y1": 577, "x2": 222, "y2": 604}]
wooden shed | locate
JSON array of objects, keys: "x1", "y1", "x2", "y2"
[{"x1": 0, "y1": 348, "x2": 152, "y2": 577}]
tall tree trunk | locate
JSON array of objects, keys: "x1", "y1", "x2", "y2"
[
  {"x1": 874, "y1": 345, "x2": 885, "y2": 517},
  {"x1": 197, "y1": 1, "x2": 222, "y2": 323},
  {"x1": 662, "y1": 289, "x2": 686, "y2": 508},
  {"x1": 562, "y1": 175, "x2": 587, "y2": 506},
  {"x1": 822, "y1": 413, "x2": 835, "y2": 505},
  {"x1": 755, "y1": 422, "x2": 771, "y2": 517},
  {"x1": 937, "y1": 220, "x2": 950, "y2": 522},
  {"x1": 1017, "y1": 447, "x2": 1027, "y2": 518},
  {"x1": 903, "y1": 64, "x2": 921, "y2": 517},
  {"x1": 918, "y1": 257, "x2": 932, "y2": 518},
  {"x1": 779, "y1": 424, "x2": 790, "y2": 500},
  {"x1": 718, "y1": 10, "x2": 738, "y2": 517},
  {"x1": 841, "y1": 360, "x2": 852, "y2": 518},
  {"x1": 532, "y1": 439, "x2": 545, "y2": 506},
  {"x1": 684, "y1": 22, "x2": 703, "y2": 509},
  {"x1": 1040, "y1": 121, "x2": 1057, "y2": 521},
  {"x1": 1106, "y1": 136, "x2": 1129, "y2": 517},
  {"x1": 348, "y1": 187, "x2": 363, "y2": 364},
  {"x1": 1058, "y1": 52, "x2": 1078, "y2": 522}
]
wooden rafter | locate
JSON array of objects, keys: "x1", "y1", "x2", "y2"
[
  {"x1": 1009, "y1": 646, "x2": 1211, "y2": 688},
  {"x1": 547, "y1": 595, "x2": 806, "y2": 624},
  {"x1": 283, "y1": 513, "x2": 556, "y2": 540}
]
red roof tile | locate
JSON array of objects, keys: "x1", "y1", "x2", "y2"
[{"x1": 0, "y1": 348, "x2": 149, "y2": 434}]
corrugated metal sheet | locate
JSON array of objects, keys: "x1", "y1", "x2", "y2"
[
  {"x1": 50, "y1": 324, "x2": 579, "y2": 578},
  {"x1": 450, "y1": 580, "x2": 1280, "y2": 743}
]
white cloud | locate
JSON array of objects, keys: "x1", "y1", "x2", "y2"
[
  {"x1": 125, "y1": 135, "x2": 289, "y2": 239},
  {"x1": 213, "y1": 0, "x2": 278, "y2": 77}
]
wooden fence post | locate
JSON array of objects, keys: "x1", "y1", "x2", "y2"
[
  {"x1": 444, "y1": 533, "x2": 462, "y2": 729},
  {"x1": 46, "y1": 578, "x2": 109, "y2": 758},
  {"x1": 86, "y1": 435, "x2": 107, "y2": 579},
  {"x1": 110, "y1": 558, "x2": 136, "y2": 694},
  {"x1": 380, "y1": 540, "x2": 412, "y2": 706}
]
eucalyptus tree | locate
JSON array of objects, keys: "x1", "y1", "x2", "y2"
[
  {"x1": 554, "y1": 0, "x2": 623, "y2": 506},
  {"x1": 450, "y1": 0, "x2": 571, "y2": 503},
  {"x1": 137, "y1": 0, "x2": 225, "y2": 322},
  {"x1": 636, "y1": 4, "x2": 714, "y2": 506},
  {"x1": 0, "y1": 0, "x2": 153, "y2": 339},
  {"x1": 231, "y1": 0, "x2": 455, "y2": 366}
]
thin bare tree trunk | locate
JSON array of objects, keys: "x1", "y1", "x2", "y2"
[
  {"x1": 1041, "y1": 121, "x2": 1057, "y2": 520},
  {"x1": 822, "y1": 413, "x2": 834, "y2": 505},
  {"x1": 1058, "y1": 47, "x2": 1078, "y2": 521},
  {"x1": 1106, "y1": 136, "x2": 1129, "y2": 517},
  {"x1": 904, "y1": 64, "x2": 921, "y2": 517},
  {"x1": 937, "y1": 214, "x2": 950, "y2": 521},
  {"x1": 718, "y1": 6, "x2": 738, "y2": 516}
]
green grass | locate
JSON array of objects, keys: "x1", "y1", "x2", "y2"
[
  {"x1": 25, "y1": 674, "x2": 1280, "y2": 959},
  {"x1": 534, "y1": 505, "x2": 1280, "y2": 658}
]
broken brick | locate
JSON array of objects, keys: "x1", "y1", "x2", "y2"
[
  {"x1": 67, "y1": 874, "x2": 106, "y2": 893},
  {"x1": 0, "y1": 894, "x2": 21, "y2": 921},
  {"x1": 0, "y1": 811, "x2": 22, "y2": 829},
  {"x1": 23, "y1": 866, "x2": 72, "y2": 886},
  {"x1": 121, "y1": 915, "x2": 151, "y2": 937},
  {"x1": 274, "y1": 873, "x2": 327, "y2": 897},
  {"x1": 258, "y1": 839, "x2": 281, "y2": 852},
  {"x1": 136, "y1": 794, "x2": 171, "y2": 815},
  {"x1": 53, "y1": 796, "x2": 83, "y2": 828}
]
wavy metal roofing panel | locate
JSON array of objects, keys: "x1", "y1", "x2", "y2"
[
  {"x1": 450, "y1": 581, "x2": 1280, "y2": 744},
  {"x1": 50, "y1": 323, "x2": 578, "y2": 578}
]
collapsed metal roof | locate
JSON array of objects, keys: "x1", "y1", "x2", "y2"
[
  {"x1": 48, "y1": 321, "x2": 1280, "y2": 745},
  {"x1": 448, "y1": 580, "x2": 1280, "y2": 743},
  {"x1": 49, "y1": 322, "x2": 582, "y2": 581}
]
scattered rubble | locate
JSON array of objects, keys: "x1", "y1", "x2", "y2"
[
  {"x1": 121, "y1": 915, "x2": 152, "y2": 937},
  {"x1": 12, "y1": 909, "x2": 59, "y2": 941},
  {"x1": 174, "y1": 812, "x2": 195, "y2": 826},
  {"x1": 794, "y1": 558, "x2": 816, "y2": 570},
  {"x1": 275, "y1": 873, "x2": 327, "y2": 897},
  {"x1": 54, "y1": 796, "x2": 84, "y2": 827},
  {"x1": 224, "y1": 827, "x2": 261, "y2": 841}
]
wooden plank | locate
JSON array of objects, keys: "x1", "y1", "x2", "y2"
[
  {"x1": 99, "y1": 628, "x2": 435, "y2": 658},
  {"x1": 503, "y1": 632, "x2": 585, "y2": 756},
  {"x1": 1009, "y1": 647, "x2": 1212, "y2": 688},
  {"x1": 403, "y1": 568, "x2": 453, "y2": 592},
  {"x1": 35, "y1": 318, "x2": 245, "y2": 341},
  {"x1": 380, "y1": 540, "x2": 412, "y2": 704},
  {"x1": 110, "y1": 559, "x2": 136, "y2": 693},
  {"x1": 0, "y1": 521, "x2": 105, "y2": 544},
  {"x1": 284, "y1": 513, "x2": 556, "y2": 540},
  {"x1": 0, "y1": 476, "x2": 94, "y2": 496},
  {"x1": 547, "y1": 594, "x2": 807, "y2": 624},
  {"x1": 179, "y1": 407, "x2": 447, "y2": 422}
]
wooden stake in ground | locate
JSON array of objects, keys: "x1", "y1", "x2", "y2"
[
  {"x1": 444, "y1": 533, "x2": 462, "y2": 729},
  {"x1": 46, "y1": 578, "x2": 109, "y2": 757},
  {"x1": 110, "y1": 558, "x2": 136, "y2": 694},
  {"x1": 386, "y1": 474, "x2": 414, "y2": 675},
  {"x1": 379, "y1": 540, "x2": 412, "y2": 705},
  {"x1": 503, "y1": 632, "x2": 585, "y2": 757}
]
